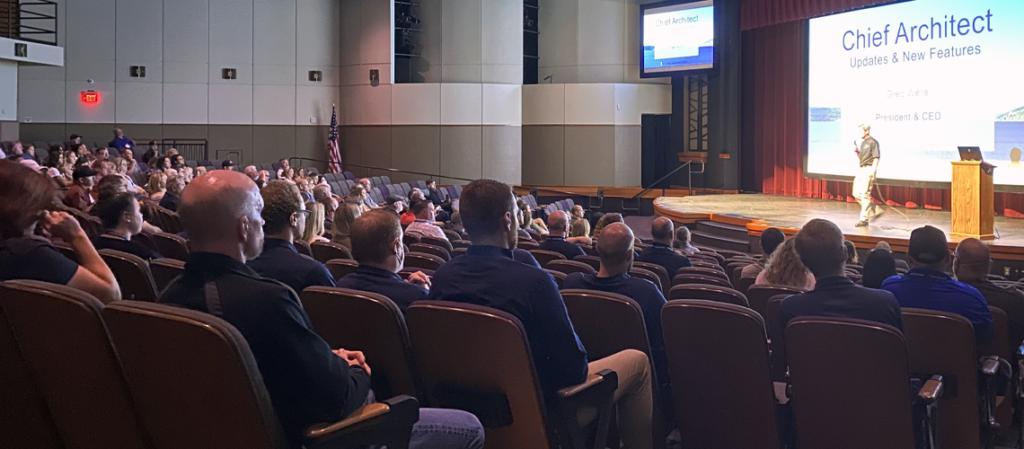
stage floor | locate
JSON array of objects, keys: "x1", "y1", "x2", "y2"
[{"x1": 654, "y1": 194, "x2": 1024, "y2": 259}]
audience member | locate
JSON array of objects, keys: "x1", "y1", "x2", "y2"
[
  {"x1": 92, "y1": 147, "x2": 110, "y2": 169},
  {"x1": 0, "y1": 161, "x2": 120, "y2": 302},
  {"x1": 954, "y1": 238, "x2": 1024, "y2": 347},
  {"x1": 591, "y1": 213, "x2": 623, "y2": 241},
  {"x1": 358, "y1": 178, "x2": 379, "y2": 207},
  {"x1": 277, "y1": 158, "x2": 290, "y2": 178},
  {"x1": 861, "y1": 249, "x2": 898, "y2": 289},
  {"x1": 779, "y1": 219, "x2": 903, "y2": 330},
  {"x1": 538, "y1": 211, "x2": 584, "y2": 260},
  {"x1": 109, "y1": 128, "x2": 134, "y2": 149},
  {"x1": 91, "y1": 192, "x2": 161, "y2": 260},
  {"x1": 296, "y1": 177, "x2": 315, "y2": 202},
  {"x1": 570, "y1": 204, "x2": 585, "y2": 224},
  {"x1": 755, "y1": 238, "x2": 816, "y2": 290},
  {"x1": 876, "y1": 240, "x2": 910, "y2": 271},
  {"x1": 63, "y1": 166, "x2": 98, "y2": 212},
  {"x1": 336, "y1": 210, "x2": 431, "y2": 311},
  {"x1": 570, "y1": 216, "x2": 591, "y2": 242},
  {"x1": 882, "y1": 225, "x2": 993, "y2": 344},
  {"x1": 166, "y1": 148, "x2": 179, "y2": 157},
  {"x1": 148, "y1": 172, "x2": 167, "y2": 201},
  {"x1": 313, "y1": 184, "x2": 335, "y2": 218},
  {"x1": 672, "y1": 226, "x2": 699, "y2": 256},
  {"x1": 448, "y1": 211, "x2": 470, "y2": 240},
  {"x1": 636, "y1": 217, "x2": 692, "y2": 277},
  {"x1": 331, "y1": 203, "x2": 363, "y2": 251},
  {"x1": 844, "y1": 240, "x2": 860, "y2": 265},
  {"x1": 160, "y1": 170, "x2": 484, "y2": 449},
  {"x1": 244, "y1": 165, "x2": 259, "y2": 182},
  {"x1": 428, "y1": 179, "x2": 652, "y2": 449},
  {"x1": 141, "y1": 141, "x2": 160, "y2": 166},
  {"x1": 64, "y1": 134, "x2": 82, "y2": 152},
  {"x1": 302, "y1": 202, "x2": 329, "y2": 244},
  {"x1": 563, "y1": 222, "x2": 670, "y2": 415},
  {"x1": 195, "y1": 166, "x2": 208, "y2": 177},
  {"x1": 742, "y1": 227, "x2": 785, "y2": 279},
  {"x1": 248, "y1": 181, "x2": 335, "y2": 294},
  {"x1": 516, "y1": 199, "x2": 544, "y2": 241},
  {"x1": 221, "y1": 160, "x2": 236, "y2": 171},
  {"x1": 405, "y1": 200, "x2": 447, "y2": 241},
  {"x1": 383, "y1": 194, "x2": 407, "y2": 216},
  {"x1": 424, "y1": 180, "x2": 447, "y2": 209},
  {"x1": 160, "y1": 175, "x2": 185, "y2": 212},
  {"x1": 121, "y1": 148, "x2": 139, "y2": 173}
]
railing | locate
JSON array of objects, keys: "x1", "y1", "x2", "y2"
[
  {"x1": 0, "y1": 0, "x2": 58, "y2": 46},
  {"x1": 141, "y1": 139, "x2": 209, "y2": 162},
  {"x1": 287, "y1": 158, "x2": 477, "y2": 184}
]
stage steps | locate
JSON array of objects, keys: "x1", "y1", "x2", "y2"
[{"x1": 692, "y1": 221, "x2": 752, "y2": 253}]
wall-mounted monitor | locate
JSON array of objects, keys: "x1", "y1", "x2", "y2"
[{"x1": 640, "y1": 0, "x2": 715, "y2": 77}]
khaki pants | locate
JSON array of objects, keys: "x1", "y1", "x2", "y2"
[
  {"x1": 583, "y1": 349, "x2": 654, "y2": 449},
  {"x1": 853, "y1": 164, "x2": 877, "y2": 221}
]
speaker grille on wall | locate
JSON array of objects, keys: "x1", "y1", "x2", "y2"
[
  {"x1": 222, "y1": 68, "x2": 237, "y2": 80},
  {"x1": 14, "y1": 43, "x2": 27, "y2": 58},
  {"x1": 130, "y1": 66, "x2": 146, "y2": 78},
  {"x1": 309, "y1": 70, "x2": 322, "y2": 82}
]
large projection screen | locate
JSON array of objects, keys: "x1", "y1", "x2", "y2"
[{"x1": 807, "y1": 0, "x2": 1024, "y2": 189}]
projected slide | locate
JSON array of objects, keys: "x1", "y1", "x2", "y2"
[
  {"x1": 808, "y1": 0, "x2": 1024, "y2": 187},
  {"x1": 642, "y1": 0, "x2": 714, "y2": 75}
]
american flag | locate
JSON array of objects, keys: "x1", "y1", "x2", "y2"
[{"x1": 327, "y1": 104, "x2": 342, "y2": 173}]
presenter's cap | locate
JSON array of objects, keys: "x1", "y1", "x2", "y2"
[{"x1": 908, "y1": 225, "x2": 949, "y2": 264}]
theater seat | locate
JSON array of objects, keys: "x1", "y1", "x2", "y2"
[
  {"x1": 407, "y1": 301, "x2": 618, "y2": 449},
  {"x1": 677, "y1": 266, "x2": 730, "y2": 283},
  {"x1": 152, "y1": 233, "x2": 190, "y2": 262},
  {"x1": 403, "y1": 253, "x2": 445, "y2": 271},
  {"x1": 668, "y1": 284, "x2": 748, "y2": 307},
  {"x1": 746, "y1": 285, "x2": 805, "y2": 319},
  {"x1": 295, "y1": 239, "x2": 312, "y2": 257},
  {"x1": 633, "y1": 262, "x2": 670, "y2": 295},
  {"x1": 672, "y1": 273, "x2": 732, "y2": 289},
  {"x1": 310, "y1": 241, "x2": 353, "y2": 264},
  {"x1": 572, "y1": 255, "x2": 602, "y2": 271},
  {"x1": 451, "y1": 239, "x2": 472, "y2": 249},
  {"x1": 99, "y1": 249, "x2": 159, "y2": 302},
  {"x1": 544, "y1": 269, "x2": 567, "y2": 289},
  {"x1": 301, "y1": 287, "x2": 422, "y2": 400},
  {"x1": 629, "y1": 267, "x2": 663, "y2": 292},
  {"x1": 150, "y1": 258, "x2": 185, "y2": 293},
  {"x1": 547, "y1": 260, "x2": 597, "y2": 276},
  {"x1": 103, "y1": 301, "x2": 419, "y2": 449},
  {"x1": 518, "y1": 239, "x2": 540, "y2": 250},
  {"x1": 786, "y1": 317, "x2": 942, "y2": 449},
  {"x1": 902, "y1": 308, "x2": 998, "y2": 449},
  {"x1": 0, "y1": 280, "x2": 148, "y2": 448},
  {"x1": 0, "y1": 298, "x2": 63, "y2": 449},
  {"x1": 326, "y1": 259, "x2": 360, "y2": 281},
  {"x1": 662, "y1": 300, "x2": 780, "y2": 449},
  {"x1": 419, "y1": 236, "x2": 453, "y2": 252},
  {"x1": 529, "y1": 249, "x2": 566, "y2": 268},
  {"x1": 409, "y1": 243, "x2": 450, "y2": 261}
]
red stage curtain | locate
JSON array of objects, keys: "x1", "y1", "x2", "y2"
[
  {"x1": 741, "y1": 0, "x2": 901, "y2": 30},
  {"x1": 746, "y1": 21, "x2": 1024, "y2": 218}
]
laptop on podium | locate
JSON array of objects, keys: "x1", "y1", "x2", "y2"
[{"x1": 957, "y1": 146, "x2": 995, "y2": 174}]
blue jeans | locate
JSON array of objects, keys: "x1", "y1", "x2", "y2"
[
  {"x1": 366, "y1": 391, "x2": 484, "y2": 449},
  {"x1": 406, "y1": 408, "x2": 485, "y2": 449}
]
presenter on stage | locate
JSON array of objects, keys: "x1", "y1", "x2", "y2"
[{"x1": 854, "y1": 124, "x2": 880, "y2": 227}]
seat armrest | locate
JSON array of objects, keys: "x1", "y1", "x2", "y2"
[
  {"x1": 980, "y1": 356, "x2": 1000, "y2": 376},
  {"x1": 917, "y1": 375, "x2": 944, "y2": 403},
  {"x1": 558, "y1": 370, "x2": 616, "y2": 399},
  {"x1": 554, "y1": 370, "x2": 619, "y2": 449},
  {"x1": 304, "y1": 395, "x2": 419, "y2": 449}
]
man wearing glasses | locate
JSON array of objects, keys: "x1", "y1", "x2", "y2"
[{"x1": 248, "y1": 180, "x2": 336, "y2": 293}]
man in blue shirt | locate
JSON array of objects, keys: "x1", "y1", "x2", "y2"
[
  {"x1": 428, "y1": 179, "x2": 653, "y2": 449},
  {"x1": 636, "y1": 217, "x2": 691, "y2": 277},
  {"x1": 336, "y1": 210, "x2": 430, "y2": 311},
  {"x1": 539, "y1": 210, "x2": 585, "y2": 260},
  {"x1": 108, "y1": 128, "x2": 134, "y2": 150},
  {"x1": 563, "y1": 222, "x2": 670, "y2": 424},
  {"x1": 780, "y1": 219, "x2": 903, "y2": 330},
  {"x1": 882, "y1": 225, "x2": 993, "y2": 344},
  {"x1": 247, "y1": 181, "x2": 336, "y2": 294}
]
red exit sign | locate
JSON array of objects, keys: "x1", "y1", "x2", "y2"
[{"x1": 81, "y1": 91, "x2": 99, "y2": 104}]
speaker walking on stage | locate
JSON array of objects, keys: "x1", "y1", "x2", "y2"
[{"x1": 854, "y1": 124, "x2": 880, "y2": 227}]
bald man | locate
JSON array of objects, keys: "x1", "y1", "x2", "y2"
[
  {"x1": 636, "y1": 217, "x2": 691, "y2": 277},
  {"x1": 158, "y1": 170, "x2": 373, "y2": 447},
  {"x1": 955, "y1": 238, "x2": 1024, "y2": 347},
  {"x1": 160, "y1": 170, "x2": 484, "y2": 449},
  {"x1": 538, "y1": 210, "x2": 585, "y2": 260},
  {"x1": 563, "y1": 222, "x2": 666, "y2": 430}
]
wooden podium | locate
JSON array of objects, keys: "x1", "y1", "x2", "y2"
[{"x1": 951, "y1": 161, "x2": 995, "y2": 240}]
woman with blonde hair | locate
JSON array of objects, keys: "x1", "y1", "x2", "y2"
[
  {"x1": 302, "y1": 201, "x2": 329, "y2": 244},
  {"x1": 331, "y1": 203, "x2": 363, "y2": 251},
  {"x1": 755, "y1": 238, "x2": 815, "y2": 290},
  {"x1": 591, "y1": 212, "x2": 623, "y2": 241},
  {"x1": 570, "y1": 218, "x2": 591, "y2": 240},
  {"x1": 147, "y1": 172, "x2": 167, "y2": 201}
]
